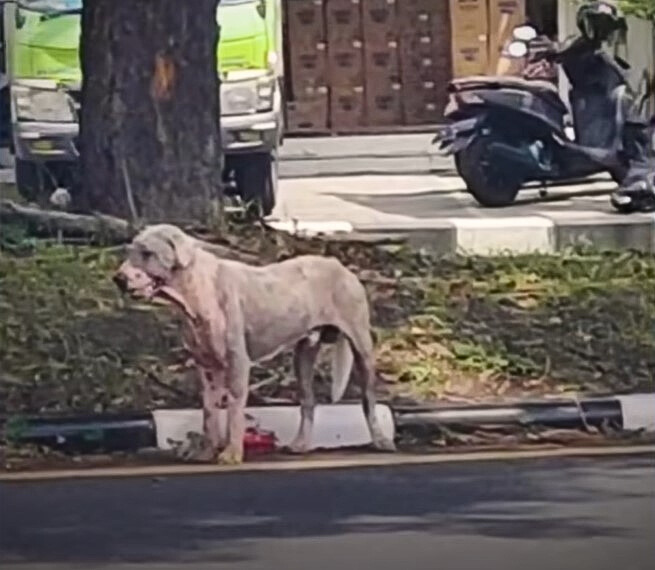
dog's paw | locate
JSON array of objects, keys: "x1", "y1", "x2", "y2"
[
  {"x1": 286, "y1": 438, "x2": 311, "y2": 455},
  {"x1": 172, "y1": 432, "x2": 216, "y2": 463},
  {"x1": 371, "y1": 437, "x2": 397, "y2": 453},
  {"x1": 217, "y1": 445, "x2": 244, "y2": 465}
]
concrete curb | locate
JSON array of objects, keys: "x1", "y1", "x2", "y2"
[
  {"x1": 5, "y1": 395, "x2": 653, "y2": 458},
  {"x1": 394, "y1": 394, "x2": 655, "y2": 433},
  {"x1": 152, "y1": 394, "x2": 654, "y2": 453},
  {"x1": 271, "y1": 214, "x2": 655, "y2": 255},
  {"x1": 1, "y1": 445, "x2": 653, "y2": 482}
]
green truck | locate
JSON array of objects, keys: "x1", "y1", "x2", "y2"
[{"x1": 0, "y1": 0, "x2": 284, "y2": 214}]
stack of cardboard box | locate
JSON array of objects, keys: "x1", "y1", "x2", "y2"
[
  {"x1": 285, "y1": 0, "x2": 329, "y2": 132},
  {"x1": 398, "y1": 0, "x2": 451, "y2": 125},
  {"x1": 361, "y1": 0, "x2": 402, "y2": 126},
  {"x1": 449, "y1": 0, "x2": 525, "y2": 78},
  {"x1": 284, "y1": 0, "x2": 525, "y2": 133},
  {"x1": 326, "y1": 0, "x2": 366, "y2": 129},
  {"x1": 488, "y1": 0, "x2": 526, "y2": 73}
]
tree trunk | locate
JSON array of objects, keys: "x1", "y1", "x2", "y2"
[{"x1": 78, "y1": 0, "x2": 222, "y2": 224}]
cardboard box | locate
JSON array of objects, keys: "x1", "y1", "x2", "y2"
[
  {"x1": 488, "y1": 0, "x2": 525, "y2": 73},
  {"x1": 328, "y1": 43, "x2": 365, "y2": 86},
  {"x1": 364, "y1": 43, "x2": 400, "y2": 82},
  {"x1": 397, "y1": 2, "x2": 433, "y2": 36},
  {"x1": 325, "y1": 0, "x2": 363, "y2": 48},
  {"x1": 449, "y1": 0, "x2": 488, "y2": 77},
  {"x1": 362, "y1": 0, "x2": 398, "y2": 46},
  {"x1": 450, "y1": 0, "x2": 488, "y2": 41},
  {"x1": 399, "y1": 34, "x2": 445, "y2": 83},
  {"x1": 286, "y1": 0, "x2": 326, "y2": 50},
  {"x1": 290, "y1": 44, "x2": 328, "y2": 93},
  {"x1": 286, "y1": 87, "x2": 329, "y2": 132},
  {"x1": 365, "y1": 81, "x2": 403, "y2": 125},
  {"x1": 402, "y1": 79, "x2": 446, "y2": 124},
  {"x1": 451, "y1": 41, "x2": 488, "y2": 77},
  {"x1": 330, "y1": 85, "x2": 365, "y2": 129}
]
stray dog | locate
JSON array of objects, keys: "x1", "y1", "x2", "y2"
[{"x1": 113, "y1": 224, "x2": 395, "y2": 464}]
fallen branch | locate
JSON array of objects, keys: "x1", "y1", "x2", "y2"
[
  {"x1": 1, "y1": 200, "x2": 264, "y2": 264},
  {"x1": 199, "y1": 241, "x2": 260, "y2": 265},
  {"x1": 144, "y1": 370, "x2": 195, "y2": 403},
  {"x1": 0, "y1": 200, "x2": 131, "y2": 243}
]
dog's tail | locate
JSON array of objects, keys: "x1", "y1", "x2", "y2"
[{"x1": 331, "y1": 333, "x2": 354, "y2": 403}]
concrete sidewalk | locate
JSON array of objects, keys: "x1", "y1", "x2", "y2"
[{"x1": 272, "y1": 173, "x2": 655, "y2": 255}]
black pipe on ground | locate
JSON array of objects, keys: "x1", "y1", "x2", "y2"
[
  {"x1": 393, "y1": 398, "x2": 623, "y2": 431},
  {"x1": 0, "y1": 413, "x2": 156, "y2": 454}
]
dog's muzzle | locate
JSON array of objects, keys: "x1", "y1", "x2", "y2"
[{"x1": 113, "y1": 272, "x2": 129, "y2": 293}]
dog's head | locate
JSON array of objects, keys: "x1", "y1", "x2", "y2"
[{"x1": 113, "y1": 224, "x2": 197, "y2": 300}]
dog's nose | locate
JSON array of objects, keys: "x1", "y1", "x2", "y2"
[{"x1": 113, "y1": 272, "x2": 128, "y2": 292}]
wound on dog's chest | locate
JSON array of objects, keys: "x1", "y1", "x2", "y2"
[{"x1": 185, "y1": 319, "x2": 227, "y2": 369}]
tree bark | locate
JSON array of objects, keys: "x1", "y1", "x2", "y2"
[{"x1": 78, "y1": 0, "x2": 222, "y2": 224}]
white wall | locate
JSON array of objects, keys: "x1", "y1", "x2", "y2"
[{"x1": 557, "y1": 0, "x2": 654, "y2": 112}]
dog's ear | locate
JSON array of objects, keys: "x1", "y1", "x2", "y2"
[{"x1": 163, "y1": 227, "x2": 196, "y2": 269}]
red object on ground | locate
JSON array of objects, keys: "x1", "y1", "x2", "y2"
[{"x1": 243, "y1": 427, "x2": 277, "y2": 456}]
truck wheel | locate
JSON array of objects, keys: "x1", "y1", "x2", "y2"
[
  {"x1": 234, "y1": 153, "x2": 277, "y2": 217},
  {"x1": 457, "y1": 136, "x2": 522, "y2": 208},
  {"x1": 15, "y1": 159, "x2": 56, "y2": 204}
]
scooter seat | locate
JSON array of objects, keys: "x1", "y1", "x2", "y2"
[{"x1": 450, "y1": 75, "x2": 562, "y2": 108}]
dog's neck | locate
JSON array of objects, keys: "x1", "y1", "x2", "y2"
[
  {"x1": 158, "y1": 284, "x2": 197, "y2": 321},
  {"x1": 158, "y1": 252, "x2": 215, "y2": 322}
]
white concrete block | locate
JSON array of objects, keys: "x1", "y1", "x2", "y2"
[
  {"x1": 616, "y1": 394, "x2": 655, "y2": 432},
  {"x1": 152, "y1": 404, "x2": 395, "y2": 451},
  {"x1": 449, "y1": 216, "x2": 555, "y2": 255}
]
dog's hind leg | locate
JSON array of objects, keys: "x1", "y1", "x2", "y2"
[
  {"x1": 288, "y1": 333, "x2": 321, "y2": 454},
  {"x1": 350, "y1": 334, "x2": 396, "y2": 452}
]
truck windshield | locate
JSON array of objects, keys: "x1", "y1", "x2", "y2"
[{"x1": 17, "y1": 0, "x2": 81, "y2": 13}]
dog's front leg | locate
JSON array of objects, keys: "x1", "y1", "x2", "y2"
[
  {"x1": 217, "y1": 353, "x2": 250, "y2": 465},
  {"x1": 200, "y1": 368, "x2": 227, "y2": 459},
  {"x1": 176, "y1": 368, "x2": 227, "y2": 463}
]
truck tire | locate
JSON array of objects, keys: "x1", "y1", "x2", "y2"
[
  {"x1": 15, "y1": 159, "x2": 56, "y2": 204},
  {"x1": 233, "y1": 153, "x2": 277, "y2": 217}
]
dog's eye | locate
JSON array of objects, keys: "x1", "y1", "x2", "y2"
[{"x1": 142, "y1": 250, "x2": 153, "y2": 260}]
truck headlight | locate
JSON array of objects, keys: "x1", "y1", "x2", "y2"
[
  {"x1": 221, "y1": 75, "x2": 275, "y2": 116},
  {"x1": 13, "y1": 83, "x2": 75, "y2": 122}
]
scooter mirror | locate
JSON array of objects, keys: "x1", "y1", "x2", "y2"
[
  {"x1": 513, "y1": 25, "x2": 537, "y2": 42},
  {"x1": 507, "y1": 40, "x2": 528, "y2": 58}
]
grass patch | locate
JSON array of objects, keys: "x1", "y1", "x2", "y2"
[
  {"x1": 0, "y1": 230, "x2": 653, "y2": 416},
  {"x1": 374, "y1": 250, "x2": 655, "y2": 400}
]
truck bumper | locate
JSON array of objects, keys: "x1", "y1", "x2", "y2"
[
  {"x1": 12, "y1": 109, "x2": 280, "y2": 163},
  {"x1": 13, "y1": 121, "x2": 78, "y2": 162},
  {"x1": 222, "y1": 109, "x2": 280, "y2": 155}
]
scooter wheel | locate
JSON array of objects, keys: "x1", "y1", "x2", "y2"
[{"x1": 456, "y1": 137, "x2": 523, "y2": 208}]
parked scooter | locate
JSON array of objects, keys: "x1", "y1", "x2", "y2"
[{"x1": 433, "y1": 1, "x2": 650, "y2": 209}]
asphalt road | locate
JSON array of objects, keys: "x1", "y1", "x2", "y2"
[{"x1": 1, "y1": 454, "x2": 653, "y2": 570}]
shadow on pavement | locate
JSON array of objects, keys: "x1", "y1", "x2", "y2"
[{"x1": 335, "y1": 188, "x2": 612, "y2": 219}]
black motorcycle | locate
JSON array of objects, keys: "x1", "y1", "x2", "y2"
[{"x1": 433, "y1": 2, "x2": 650, "y2": 209}]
